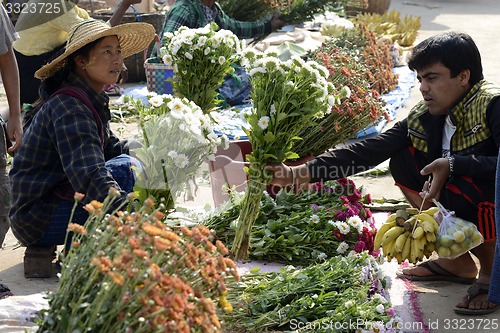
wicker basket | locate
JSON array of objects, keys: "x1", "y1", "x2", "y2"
[
  {"x1": 345, "y1": 0, "x2": 391, "y2": 16},
  {"x1": 91, "y1": 11, "x2": 166, "y2": 82}
]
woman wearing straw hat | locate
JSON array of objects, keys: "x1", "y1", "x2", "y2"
[{"x1": 8, "y1": 19, "x2": 155, "y2": 277}]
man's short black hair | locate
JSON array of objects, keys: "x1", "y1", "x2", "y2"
[{"x1": 408, "y1": 31, "x2": 484, "y2": 84}]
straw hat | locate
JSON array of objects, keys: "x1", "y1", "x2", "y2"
[{"x1": 35, "y1": 19, "x2": 155, "y2": 79}]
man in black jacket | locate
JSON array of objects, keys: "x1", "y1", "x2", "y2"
[{"x1": 268, "y1": 31, "x2": 499, "y2": 315}]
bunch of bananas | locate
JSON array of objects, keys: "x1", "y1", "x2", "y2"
[{"x1": 374, "y1": 207, "x2": 439, "y2": 264}]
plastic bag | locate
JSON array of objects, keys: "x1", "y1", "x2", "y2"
[
  {"x1": 433, "y1": 200, "x2": 484, "y2": 259},
  {"x1": 217, "y1": 64, "x2": 252, "y2": 107}
]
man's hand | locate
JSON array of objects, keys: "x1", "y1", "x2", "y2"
[
  {"x1": 270, "y1": 14, "x2": 286, "y2": 31},
  {"x1": 264, "y1": 163, "x2": 293, "y2": 187},
  {"x1": 419, "y1": 157, "x2": 450, "y2": 201}
]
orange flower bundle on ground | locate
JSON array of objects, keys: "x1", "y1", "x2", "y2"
[{"x1": 36, "y1": 190, "x2": 239, "y2": 333}]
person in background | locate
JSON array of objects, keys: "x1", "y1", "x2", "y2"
[
  {"x1": 158, "y1": 0, "x2": 285, "y2": 43},
  {"x1": 267, "y1": 31, "x2": 499, "y2": 315},
  {"x1": 491, "y1": 153, "x2": 500, "y2": 305},
  {"x1": 13, "y1": 0, "x2": 143, "y2": 105},
  {"x1": 0, "y1": 3, "x2": 23, "y2": 249},
  {"x1": 9, "y1": 19, "x2": 155, "y2": 277}
]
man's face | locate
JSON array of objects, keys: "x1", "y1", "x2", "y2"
[{"x1": 416, "y1": 62, "x2": 471, "y2": 116}]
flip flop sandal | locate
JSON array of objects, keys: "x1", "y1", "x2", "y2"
[
  {"x1": 454, "y1": 283, "x2": 499, "y2": 315},
  {"x1": 0, "y1": 283, "x2": 13, "y2": 300},
  {"x1": 395, "y1": 260, "x2": 477, "y2": 284}
]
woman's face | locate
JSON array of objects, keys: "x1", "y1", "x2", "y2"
[{"x1": 75, "y1": 36, "x2": 124, "y2": 92}]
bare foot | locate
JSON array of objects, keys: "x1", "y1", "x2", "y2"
[
  {"x1": 455, "y1": 282, "x2": 498, "y2": 313},
  {"x1": 402, "y1": 257, "x2": 478, "y2": 279}
]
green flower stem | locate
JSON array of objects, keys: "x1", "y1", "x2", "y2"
[{"x1": 231, "y1": 166, "x2": 266, "y2": 260}]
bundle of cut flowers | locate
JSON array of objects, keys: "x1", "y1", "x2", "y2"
[
  {"x1": 323, "y1": 22, "x2": 398, "y2": 94},
  {"x1": 231, "y1": 49, "x2": 337, "y2": 260},
  {"x1": 221, "y1": 252, "x2": 401, "y2": 332},
  {"x1": 351, "y1": 10, "x2": 421, "y2": 47},
  {"x1": 130, "y1": 94, "x2": 229, "y2": 211},
  {"x1": 278, "y1": 0, "x2": 347, "y2": 25},
  {"x1": 203, "y1": 178, "x2": 378, "y2": 265},
  {"x1": 293, "y1": 45, "x2": 386, "y2": 156},
  {"x1": 160, "y1": 22, "x2": 244, "y2": 114},
  {"x1": 219, "y1": 0, "x2": 277, "y2": 22},
  {"x1": 36, "y1": 190, "x2": 239, "y2": 333}
]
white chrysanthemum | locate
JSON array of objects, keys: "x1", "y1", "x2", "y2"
[
  {"x1": 162, "y1": 54, "x2": 173, "y2": 66},
  {"x1": 168, "y1": 100, "x2": 185, "y2": 119},
  {"x1": 218, "y1": 56, "x2": 226, "y2": 65},
  {"x1": 337, "y1": 221, "x2": 351, "y2": 235},
  {"x1": 310, "y1": 214, "x2": 320, "y2": 224},
  {"x1": 317, "y1": 252, "x2": 327, "y2": 260},
  {"x1": 257, "y1": 116, "x2": 270, "y2": 130},
  {"x1": 327, "y1": 220, "x2": 335, "y2": 227},
  {"x1": 149, "y1": 95, "x2": 164, "y2": 108},
  {"x1": 376, "y1": 304, "x2": 385, "y2": 314},
  {"x1": 220, "y1": 134, "x2": 230, "y2": 149},
  {"x1": 249, "y1": 67, "x2": 266, "y2": 76},
  {"x1": 195, "y1": 26, "x2": 211, "y2": 35},
  {"x1": 196, "y1": 35, "x2": 208, "y2": 47},
  {"x1": 174, "y1": 153, "x2": 189, "y2": 168},
  {"x1": 347, "y1": 216, "x2": 363, "y2": 232},
  {"x1": 146, "y1": 91, "x2": 158, "y2": 98},
  {"x1": 342, "y1": 85, "x2": 352, "y2": 99},
  {"x1": 270, "y1": 104, "x2": 276, "y2": 115},
  {"x1": 344, "y1": 300, "x2": 354, "y2": 308},
  {"x1": 168, "y1": 150, "x2": 178, "y2": 159},
  {"x1": 373, "y1": 293, "x2": 388, "y2": 304},
  {"x1": 204, "y1": 47, "x2": 211, "y2": 55},
  {"x1": 210, "y1": 111, "x2": 223, "y2": 124},
  {"x1": 336, "y1": 241, "x2": 349, "y2": 254},
  {"x1": 327, "y1": 95, "x2": 336, "y2": 107},
  {"x1": 207, "y1": 132, "x2": 218, "y2": 142},
  {"x1": 211, "y1": 36, "x2": 221, "y2": 48}
]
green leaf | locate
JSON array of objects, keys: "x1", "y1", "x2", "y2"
[{"x1": 263, "y1": 131, "x2": 276, "y2": 143}]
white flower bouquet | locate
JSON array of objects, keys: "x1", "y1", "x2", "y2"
[
  {"x1": 160, "y1": 22, "x2": 244, "y2": 114},
  {"x1": 131, "y1": 94, "x2": 229, "y2": 211},
  {"x1": 231, "y1": 50, "x2": 338, "y2": 260}
]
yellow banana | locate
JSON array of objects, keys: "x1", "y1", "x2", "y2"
[
  {"x1": 386, "y1": 213, "x2": 397, "y2": 223},
  {"x1": 394, "y1": 231, "x2": 410, "y2": 253},
  {"x1": 421, "y1": 220, "x2": 434, "y2": 234},
  {"x1": 374, "y1": 220, "x2": 397, "y2": 250},
  {"x1": 410, "y1": 237, "x2": 420, "y2": 264},
  {"x1": 394, "y1": 251, "x2": 403, "y2": 264},
  {"x1": 424, "y1": 242, "x2": 436, "y2": 258},
  {"x1": 381, "y1": 226, "x2": 406, "y2": 246},
  {"x1": 414, "y1": 213, "x2": 439, "y2": 233},
  {"x1": 382, "y1": 239, "x2": 397, "y2": 258},
  {"x1": 401, "y1": 235, "x2": 412, "y2": 261},
  {"x1": 425, "y1": 232, "x2": 437, "y2": 243},
  {"x1": 421, "y1": 206, "x2": 439, "y2": 216},
  {"x1": 412, "y1": 226, "x2": 425, "y2": 240},
  {"x1": 406, "y1": 207, "x2": 419, "y2": 215}
]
